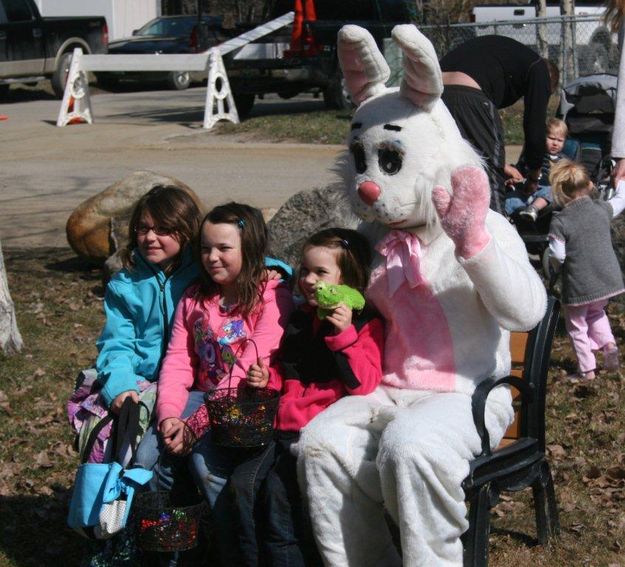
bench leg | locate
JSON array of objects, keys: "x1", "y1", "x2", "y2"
[
  {"x1": 532, "y1": 460, "x2": 560, "y2": 544},
  {"x1": 463, "y1": 484, "x2": 492, "y2": 567}
]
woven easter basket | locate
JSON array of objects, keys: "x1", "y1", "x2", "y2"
[
  {"x1": 205, "y1": 339, "x2": 280, "y2": 448},
  {"x1": 134, "y1": 491, "x2": 207, "y2": 553}
]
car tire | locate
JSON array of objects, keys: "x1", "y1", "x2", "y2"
[
  {"x1": 97, "y1": 73, "x2": 119, "y2": 91},
  {"x1": 168, "y1": 71, "x2": 191, "y2": 90},
  {"x1": 51, "y1": 51, "x2": 74, "y2": 99},
  {"x1": 232, "y1": 93, "x2": 255, "y2": 119},
  {"x1": 323, "y1": 69, "x2": 353, "y2": 110}
]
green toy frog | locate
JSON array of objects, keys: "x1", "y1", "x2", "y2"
[{"x1": 315, "y1": 281, "x2": 365, "y2": 319}]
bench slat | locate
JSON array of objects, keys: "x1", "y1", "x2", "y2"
[{"x1": 502, "y1": 331, "x2": 528, "y2": 441}]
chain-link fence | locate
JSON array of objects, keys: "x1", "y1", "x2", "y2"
[{"x1": 386, "y1": 15, "x2": 618, "y2": 87}]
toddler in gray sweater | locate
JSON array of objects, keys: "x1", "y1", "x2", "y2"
[{"x1": 548, "y1": 159, "x2": 625, "y2": 380}]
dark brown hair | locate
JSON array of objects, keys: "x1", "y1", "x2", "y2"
[
  {"x1": 604, "y1": 0, "x2": 625, "y2": 32},
  {"x1": 303, "y1": 228, "x2": 372, "y2": 293},
  {"x1": 544, "y1": 58, "x2": 560, "y2": 93},
  {"x1": 123, "y1": 185, "x2": 203, "y2": 274},
  {"x1": 196, "y1": 202, "x2": 268, "y2": 316}
]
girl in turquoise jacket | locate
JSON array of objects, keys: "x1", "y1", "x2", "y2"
[{"x1": 96, "y1": 185, "x2": 203, "y2": 411}]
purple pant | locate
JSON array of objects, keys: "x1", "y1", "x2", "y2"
[{"x1": 564, "y1": 299, "x2": 615, "y2": 372}]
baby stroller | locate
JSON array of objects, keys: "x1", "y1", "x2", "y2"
[
  {"x1": 557, "y1": 72, "x2": 617, "y2": 183},
  {"x1": 511, "y1": 72, "x2": 618, "y2": 276}
]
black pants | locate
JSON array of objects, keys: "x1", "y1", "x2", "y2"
[
  {"x1": 441, "y1": 84, "x2": 507, "y2": 214},
  {"x1": 216, "y1": 436, "x2": 321, "y2": 567}
]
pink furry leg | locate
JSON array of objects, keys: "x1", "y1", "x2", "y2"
[{"x1": 432, "y1": 166, "x2": 491, "y2": 259}]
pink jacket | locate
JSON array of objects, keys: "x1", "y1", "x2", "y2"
[
  {"x1": 184, "y1": 305, "x2": 384, "y2": 438},
  {"x1": 269, "y1": 307, "x2": 384, "y2": 433},
  {"x1": 156, "y1": 279, "x2": 293, "y2": 425}
]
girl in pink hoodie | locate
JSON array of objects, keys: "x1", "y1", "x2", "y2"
[
  {"x1": 137, "y1": 202, "x2": 293, "y2": 502},
  {"x1": 220, "y1": 228, "x2": 385, "y2": 567}
]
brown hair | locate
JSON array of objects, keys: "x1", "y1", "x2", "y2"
[
  {"x1": 604, "y1": 0, "x2": 625, "y2": 31},
  {"x1": 549, "y1": 159, "x2": 593, "y2": 207},
  {"x1": 196, "y1": 202, "x2": 268, "y2": 316},
  {"x1": 547, "y1": 117, "x2": 568, "y2": 139},
  {"x1": 123, "y1": 185, "x2": 203, "y2": 274},
  {"x1": 544, "y1": 58, "x2": 560, "y2": 93},
  {"x1": 302, "y1": 228, "x2": 372, "y2": 293}
]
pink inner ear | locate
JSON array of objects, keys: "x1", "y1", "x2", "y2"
[{"x1": 340, "y1": 44, "x2": 370, "y2": 105}]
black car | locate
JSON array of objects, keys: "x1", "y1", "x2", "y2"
[{"x1": 97, "y1": 15, "x2": 226, "y2": 91}]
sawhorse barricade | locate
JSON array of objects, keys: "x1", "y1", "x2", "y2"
[{"x1": 57, "y1": 11, "x2": 294, "y2": 129}]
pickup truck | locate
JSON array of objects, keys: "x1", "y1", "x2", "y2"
[
  {"x1": 0, "y1": 0, "x2": 108, "y2": 98},
  {"x1": 224, "y1": 0, "x2": 421, "y2": 117},
  {"x1": 470, "y1": 0, "x2": 617, "y2": 75}
]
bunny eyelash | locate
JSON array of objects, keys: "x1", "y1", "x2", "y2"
[{"x1": 378, "y1": 140, "x2": 405, "y2": 155}]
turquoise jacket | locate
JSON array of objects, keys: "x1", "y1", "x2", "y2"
[{"x1": 96, "y1": 248, "x2": 199, "y2": 407}]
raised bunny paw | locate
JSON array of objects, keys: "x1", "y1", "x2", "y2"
[{"x1": 432, "y1": 165, "x2": 491, "y2": 259}]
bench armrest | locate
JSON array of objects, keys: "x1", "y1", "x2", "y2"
[{"x1": 471, "y1": 376, "x2": 534, "y2": 457}]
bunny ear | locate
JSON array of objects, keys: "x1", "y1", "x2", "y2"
[
  {"x1": 337, "y1": 25, "x2": 391, "y2": 105},
  {"x1": 392, "y1": 24, "x2": 443, "y2": 112}
]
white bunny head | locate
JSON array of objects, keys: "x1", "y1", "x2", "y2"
[{"x1": 339, "y1": 24, "x2": 481, "y2": 229}]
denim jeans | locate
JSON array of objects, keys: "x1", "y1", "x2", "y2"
[
  {"x1": 223, "y1": 436, "x2": 321, "y2": 567},
  {"x1": 134, "y1": 390, "x2": 205, "y2": 492},
  {"x1": 504, "y1": 184, "x2": 553, "y2": 216},
  {"x1": 189, "y1": 432, "x2": 266, "y2": 565}
]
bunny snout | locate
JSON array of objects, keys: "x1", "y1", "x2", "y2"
[{"x1": 357, "y1": 181, "x2": 381, "y2": 205}]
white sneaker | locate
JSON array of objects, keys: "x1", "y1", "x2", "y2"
[{"x1": 519, "y1": 205, "x2": 538, "y2": 222}]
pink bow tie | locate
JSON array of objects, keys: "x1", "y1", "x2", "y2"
[{"x1": 376, "y1": 230, "x2": 424, "y2": 296}]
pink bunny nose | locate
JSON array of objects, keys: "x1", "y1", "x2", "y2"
[{"x1": 358, "y1": 181, "x2": 381, "y2": 205}]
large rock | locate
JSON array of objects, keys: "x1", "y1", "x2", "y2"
[
  {"x1": 267, "y1": 183, "x2": 357, "y2": 268},
  {"x1": 66, "y1": 171, "x2": 198, "y2": 263}
]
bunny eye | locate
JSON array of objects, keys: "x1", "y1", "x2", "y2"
[
  {"x1": 378, "y1": 147, "x2": 402, "y2": 175},
  {"x1": 350, "y1": 142, "x2": 367, "y2": 174}
]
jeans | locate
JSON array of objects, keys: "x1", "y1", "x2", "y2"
[
  {"x1": 504, "y1": 184, "x2": 552, "y2": 216},
  {"x1": 134, "y1": 390, "x2": 205, "y2": 492},
  {"x1": 223, "y1": 437, "x2": 321, "y2": 567},
  {"x1": 188, "y1": 433, "x2": 266, "y2": 565}
]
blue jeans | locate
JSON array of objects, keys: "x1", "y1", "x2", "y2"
[
  {"x1": 504, "y1": 184, "x2": 552, "y2": 216},
  {"x1": 189, "y1": 432, "x2": 267, "y2": 565},
  {"x1": 221, "y1": 437, "x2": 321, "y2": 567},
  {"x1": 134, "y1": 390, "x2": 205, "y2": 492}
]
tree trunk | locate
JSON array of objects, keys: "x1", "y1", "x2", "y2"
[
  {"x1": 0, "y1": 241, "x2": 23, "y2": 354},
  {"x1": 537, "y1": 0, "x2": 549, "y2": 59},
  {"x1": 561, "y1": 0, "x2": 575, "y2": 84}
]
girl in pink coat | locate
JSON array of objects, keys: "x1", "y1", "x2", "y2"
[{"x1": 135, "y1": 202, "x2": 293, "y2": 507}]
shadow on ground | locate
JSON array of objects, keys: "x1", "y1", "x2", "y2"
[{"x1": 0, "y1": 494, "x2": 85, "y2": 567}]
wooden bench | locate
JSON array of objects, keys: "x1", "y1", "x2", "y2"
[{"x1": 462, "y1": 296, "x2": 561, "y2": 566}]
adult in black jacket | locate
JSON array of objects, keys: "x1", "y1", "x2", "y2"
[{"x1": 440, "y1": 35, "x2": 559, "y2": 213}]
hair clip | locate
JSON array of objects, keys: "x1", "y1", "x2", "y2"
[
  {"x1": 238, "y1": 219, "x2": 245, "y2": 229},
  {"x1": 339, "y1": 239, "x2": 349, "y2": 249}
]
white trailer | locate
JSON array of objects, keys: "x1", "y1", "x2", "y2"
[{"x1": 34, "y1": 0, "x2": 160, "y2": 41}]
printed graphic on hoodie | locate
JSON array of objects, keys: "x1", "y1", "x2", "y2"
[{"x1": 194, "y1": 315, "x2": 247, "y2": 388}]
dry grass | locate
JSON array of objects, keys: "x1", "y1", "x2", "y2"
[{"x1": 1, "y1": 247, "x2": 624, "y2": 566}]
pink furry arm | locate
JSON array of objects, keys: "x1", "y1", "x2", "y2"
[{"x1": 432, "y1": 166, "x2": 491, "y2": 259}]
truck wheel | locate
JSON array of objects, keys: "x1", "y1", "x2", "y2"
[
  {"x1": 233, "y1": 93, "x2": 255, "y2": 119},
  {"x1": 323, "y1": 70, "x2": 353, "y2": 110},
  {"x1": 51, "y1": 52, "x2": 74, "y2": 98},
  {"x1": 168, "y1": 71, "x2": 191, "y2": 91}
]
